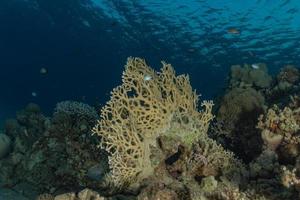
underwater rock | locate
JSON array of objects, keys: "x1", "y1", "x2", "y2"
[{"x1": 0, "y1": 133, "x2": 12, "y2": 159}]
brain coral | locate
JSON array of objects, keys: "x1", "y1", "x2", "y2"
[{"x1": 92, "y1": 57, "x2": 213, "y2": 190}]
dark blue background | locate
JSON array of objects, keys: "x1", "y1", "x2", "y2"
[{"x1": 1, "y1": 0, "x2": 300, "y2": 124}]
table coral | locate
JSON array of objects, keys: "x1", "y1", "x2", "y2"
[{"x1": 92, "y1": 57, "x2": 214, "y2": 191}]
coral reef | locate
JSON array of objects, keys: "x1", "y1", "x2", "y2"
[
  {"x1": 1, "y1": 59, "x2": 300, "y2": 200},
  {"x1": 0, "y1": 101, "x2": 107, "y2": 198},
  {"x1": 213, "y1": 63, "x2": 300, "y2": 199}
]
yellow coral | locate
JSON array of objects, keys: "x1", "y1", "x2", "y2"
[{"x1": 92, "y1": 57, "x2": 213, "y2": 190}]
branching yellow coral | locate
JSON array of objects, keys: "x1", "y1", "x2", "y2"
[{"x1": 92, "y1": 57, "x2": 214, "y2": 190}]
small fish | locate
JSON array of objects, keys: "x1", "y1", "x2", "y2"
[
  {"x1": 31, "y1": 92, "x2": 37, "y2": 97},
  {"x1": 40, "y1": 67, "x2": 48, "y2": 74},
  {"x1": 144, "y1": 74, "x2": 152, "y2": 81},
  {"x1": 82, "y1": 20, "x2": 90, "y2": 27},
  {"x1": 251, "y1": 64, "x2": 260, "y2": 69},
  {"x1": 227, "y1": 28, "x2": 240, "y2": 35}
]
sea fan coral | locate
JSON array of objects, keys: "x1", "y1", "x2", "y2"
[{"x1": 92, "y1": 57, "x2": 214, "y2": 190}]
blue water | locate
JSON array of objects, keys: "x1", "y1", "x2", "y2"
[{"x1": 1, "y1": 0, "x2": 300, "y2": 123}]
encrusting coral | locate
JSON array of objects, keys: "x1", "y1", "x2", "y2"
[{"x1": 92, "y1": 57, "x2": 215, "y2": 191}]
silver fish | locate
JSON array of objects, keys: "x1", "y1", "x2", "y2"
[
  {"x1": 144, "y1": 74, "x2": 152, "y2": 81},
  {"x1": 251, "y1": 64, "x2": 260, "y2": 69}
]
